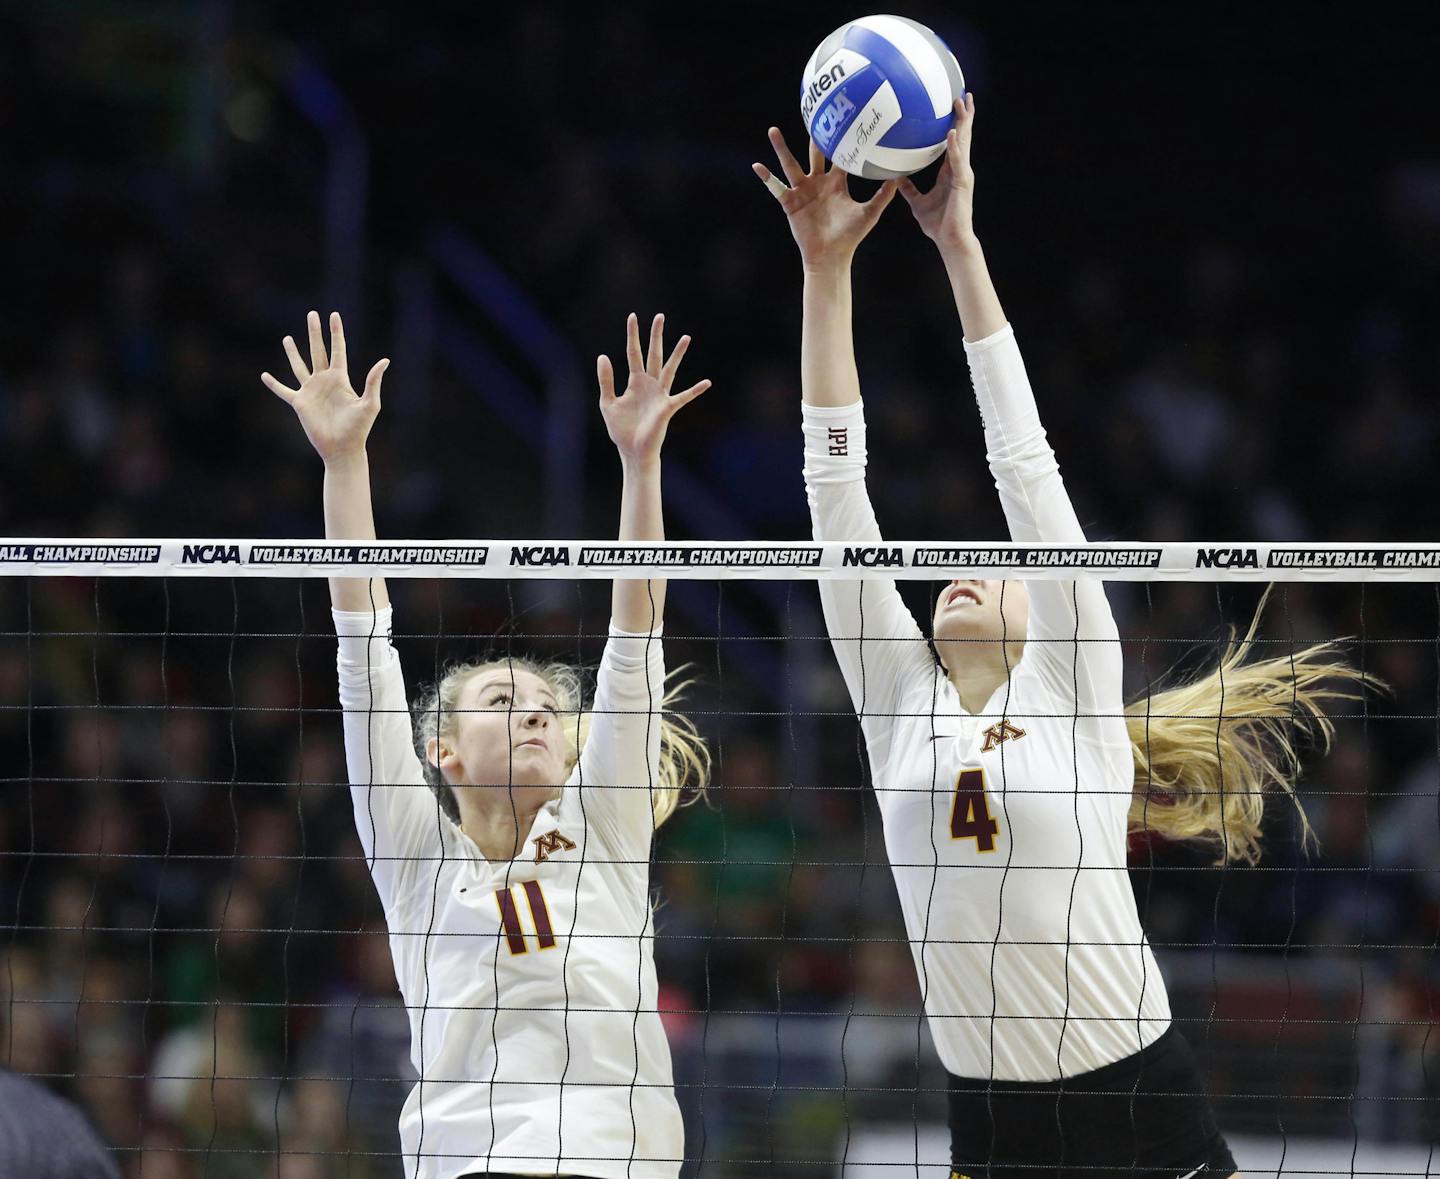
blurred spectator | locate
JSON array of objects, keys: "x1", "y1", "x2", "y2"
[
  {"x1": 0, "y1": 1065, "x2": 121, "y2": 1178},
  {"x1": 295, "y1": 925, "x2": 413, "y2": 1171}
]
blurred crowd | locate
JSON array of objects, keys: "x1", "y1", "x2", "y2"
[{"x1": 2, "y1": 3, "x2": 1439, "y2": 1175}]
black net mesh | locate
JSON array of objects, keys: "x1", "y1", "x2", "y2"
[{"x1": 1, "y1": 572, "x2": 1436, "y2": 1177}]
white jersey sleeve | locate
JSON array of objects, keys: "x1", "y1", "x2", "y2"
[
  {"x1": 575, "y1": 624, "x2": 666, "y2": 862},
  {"x1": 333, "y1": 606, "x2": 445, "y2": 910},
  {"x1": 803, "y1": 401, "x2": 938, "y2": 763},
  {"x1": 965, "y1": 324, "x2": 1123, "y2": 715}
]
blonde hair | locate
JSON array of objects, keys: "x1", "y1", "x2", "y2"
[
  {"x1": 413, "y1": 654, "x2": 710, "y2": 829},
  {"x1": 1126, "y1": 591, "x2": 1378, "y2": 865}
]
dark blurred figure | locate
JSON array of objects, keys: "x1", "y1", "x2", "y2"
[{"x1": 0, "y1": 1065, "x2": 121, "y2": 1178}]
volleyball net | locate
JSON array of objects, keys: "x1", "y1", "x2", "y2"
[{"x1": 2, "y1": 539, "x2": 1437, "y2": 1177}]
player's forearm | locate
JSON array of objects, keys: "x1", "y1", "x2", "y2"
[
  {"x1": 323, "y1": 451, "x2": 390, "y2": 612},
  {"x1": 801, "y1": 262, "x2": 862, "y2": 408},
  {"x1": 938, "y1": 232, "x2": 1008, "y2": 343},
  {"x1": 611, "y1": 456, "x2": 665, "y2": 632}
]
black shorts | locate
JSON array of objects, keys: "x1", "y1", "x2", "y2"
[{"x1": 948, "y1": 1027, "x2": 1238, "y2": 1179}]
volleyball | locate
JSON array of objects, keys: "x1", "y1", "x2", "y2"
[{"x1": 800, "y1": 14, "x2": 965, "y2": 179}]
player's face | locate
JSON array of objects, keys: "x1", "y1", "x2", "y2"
[
  {"x1": 932, "y1": 579, "x2": 1030, "y2": 650},
  {"x1": 444, "y1": 668, "x2": 570, "y2": 796}
]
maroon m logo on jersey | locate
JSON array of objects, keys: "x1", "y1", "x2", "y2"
[
  {"x1": 980, "y1": 719, "x2": 1026, "y2": 753},
  {"x1": 532, "y1": 830, "x2": 577, "y2": 864}
]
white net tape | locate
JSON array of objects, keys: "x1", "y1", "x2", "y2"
[{"x1": 6, "y1": 538, "x2": 1440, "y2": 580}]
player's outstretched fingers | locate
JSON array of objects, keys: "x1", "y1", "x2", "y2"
[
  {"x1": 306, "y1": 310, "x2": 328, "y2": 373},
  {"x1": 670, "y1": 379, "x2": 711, "y2": 412},
  {"x1": 954, "y1": 95, "x2": 975, "y2": 161},
  {"x1": 596, "y1": 354, "x2": 618, "y2": 406},
  {"x1": 261, "y1": 372, "x2": 296, "y2": 403},
  {"x1": 753, "y1": 162, "x2": 791, "y2": 203},
  {"x1": 282, "y1": 335, "x2": 309, "y2": 385},
  {"x1": 660, "y1": 334, "x2": 691, "y2": 391},
  {"x1": 624, "y1": 312, "x2": 644, "y2": 376},
  {"x1": 362, "y1": 358, "x2": 389, "y2": 406},
  {"x1": 646, "y1": 313, "x2": 665, "y2": 379},
  {"x1": 867, "y1": 179, "x2": 899, "y2": 211},
  {"x1": 942, "y1": 128, "x2": 966, "y2": 180},
  {"x1": 808, "y1": 136, "x2": 824, "y2": 176},
  {"x1": 329, "y1": 312, "x2": 347, "y2": 374},
  {"x1": 767, "y1": 126, "x2": 806, "y2": 187}
]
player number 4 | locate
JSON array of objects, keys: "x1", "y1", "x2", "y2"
[{"x1": 950, "y1": 768, "x2": 999, "y2": 852}]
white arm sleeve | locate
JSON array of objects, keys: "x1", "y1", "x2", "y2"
[
  {"x1": 964, "y1": 324, "x2": 1123, "y2": 714},
  {"x1": 333, "y1": 606, "x2": 446, "y2": 909},
  {"x1": 575, "y1": 624, "x2": 666, "y2": 863},
  {"x1": 803, "y1": 401, "x2": 934, "y2": 763}
]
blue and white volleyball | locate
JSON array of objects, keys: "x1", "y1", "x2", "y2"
[{"x1": 801, "y1": 15, "x2": 965, "y2": 179}]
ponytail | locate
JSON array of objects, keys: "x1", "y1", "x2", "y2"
[{"x1": 1126, "y1": 592, "x2": 1378, "y2": 865}]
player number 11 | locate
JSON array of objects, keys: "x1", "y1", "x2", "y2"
[{"x1": 495, "y1": 880, "x2": 556, "y2": 955}]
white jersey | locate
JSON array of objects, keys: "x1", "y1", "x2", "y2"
[
  {"x1": 802, "y1": 323, "x2": 1171, "y2": 1084},
  {"x1": 334, "y1": 607, "x2": 682, "y2": 1179}
]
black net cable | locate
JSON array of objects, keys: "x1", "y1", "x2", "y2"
[
  {"x1": 201, "y1": 576, "x2": 241, "y2": 1173},
  {"x1": 1057, "y1": 578, "x2": 1084, "y2": 1174},
  {"x1": 693, "y1": 577, "x2": 724, "y2": 1179},
  {"x1": 141, "y1": 576, "x2": 174, "y2": 1165},
  {"x1": 559, "y1": 574, "x2": 583, "y2": 1178},
  {"x1": 1352, "y1": 583, "x2": 1373, "y2": 1177},
  {"x1": 834, "y1": 575, "x2": 867, "y2": 1177},
  {"x1": 73, "y1": 578, "x2": 103, "y2": 1156},
  {"x1": 4, "y1": 579, "x2": 35, "y2": 1076},
  {"x1": 1131, "y1": 580, "x2": 1158, "y2": 1176},
  {"x1": 271, "y1": 579, "x2": 304, "y2": 1169},
  {"x1": 1276, "y1": 583, "x2": 1301, "y2": 1176},
  {"x1": 1428, "y1": 584, "x2": 1440, "y2": 1179},
  {"x1": 767, "y1": 578, "x2": 795, "y2": 1172},
  {"x1": 1206, "y1": 585, "x2": 1227, "y2": 1154}
]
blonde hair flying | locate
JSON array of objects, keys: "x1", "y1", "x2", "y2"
[
  {"x1": 413, "y1": 654, "x2": 710, "y2": 828},
  {"x1": 1126, "y1": 591, "x2": 1378, "y2": 865}
]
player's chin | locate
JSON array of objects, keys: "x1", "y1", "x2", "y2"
[
  {"x1": 468, "y1": 761, "x2": 566, "y2": 794},
  {"x1": 524, "y1": 752, "x2": 573, "y2": 786},
  {"x1": 933, "y1": 609, "x2": 1003, "y2": 645}
]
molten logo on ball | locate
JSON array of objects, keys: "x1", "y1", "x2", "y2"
[{"x1": 801, "y1": 62, "x2": 847, "y2": 123}]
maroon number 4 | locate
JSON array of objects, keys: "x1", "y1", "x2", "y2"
[{"x1": 950, "y1": 768, "x2": 1000, "y2": 852}]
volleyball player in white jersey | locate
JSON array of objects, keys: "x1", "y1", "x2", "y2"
[
  {"x1": 756, "y1": 98, "x2": 1369, "y2": 1179},
  {"x1": 262, "y1": 311, "x2": 711, "y2": 1179}
]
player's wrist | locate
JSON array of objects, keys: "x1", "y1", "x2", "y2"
[
  {"x1": 801, "y1": 250, "x2": 855, "y2": 279},
  {"x1": 620, "y1": 453, "x2": 662, "y2": 479},
  {"x1": 322, "y1": 447, "x2": 370, "y2": 473},
  {"x1": 937, "y1": 227, "x2": 984, "y2": 262}
]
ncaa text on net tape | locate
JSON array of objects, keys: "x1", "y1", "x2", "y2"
[{"x1": 6, "y1": 538, "x2": 1440, "y2": 579}]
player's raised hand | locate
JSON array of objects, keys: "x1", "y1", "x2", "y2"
[
  {"x1": 898, "y1": 94, "x2": 977, "y2": 249},
  {"x1": 262, "y1": 311, "x2": 389, "y2": 465},
  {"x1": 753, "y1": 128, "x2": 898, "y2": 269},
  {"x1": 598, "y1": 313, "x2": 710, "y2": 466}
]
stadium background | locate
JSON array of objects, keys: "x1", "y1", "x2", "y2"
[{"x1": 2, "y1": 2, "x2": 1438, "y2": 1174}]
